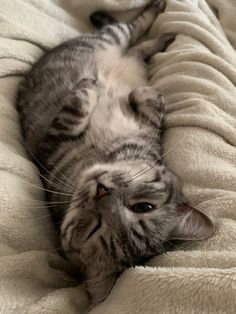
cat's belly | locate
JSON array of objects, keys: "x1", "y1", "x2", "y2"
[
  {"x1": 91, "y1": 47, "x2": 147, "y2": 140},
  {"x1": 96, "y1": 46, "x2": 148, "y2": 97}
]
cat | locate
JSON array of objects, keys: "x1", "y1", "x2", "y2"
[{"x1": 16, "y1": 0, "x2": 215, "y2": 308}]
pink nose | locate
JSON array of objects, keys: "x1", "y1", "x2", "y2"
[{"x1": 96, "y1": 183, "x2": 110, "y2": 199}]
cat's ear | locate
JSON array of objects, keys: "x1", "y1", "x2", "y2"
[
  {"x1": 85, "y1": 272, "x2": 117, "y2": 310},
  {"x1": 171, "y1": 204, "x2": 215, "y2": 241}
]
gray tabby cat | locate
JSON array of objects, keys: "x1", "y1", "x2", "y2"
[{"x1": 16, "y1": 0, "x2": 214, "y2": 308}]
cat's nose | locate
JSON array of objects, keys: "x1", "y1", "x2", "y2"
[
  {"x1": 96, "y1": 183, "x2": 110, "y2": 199},
  {"x1": 95, "y1": 183, "x2": 115, "y2": 210}
]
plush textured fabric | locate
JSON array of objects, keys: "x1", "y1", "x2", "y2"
[{"x1": 0, "y1": 0, "x2": 236, "y2": 313}]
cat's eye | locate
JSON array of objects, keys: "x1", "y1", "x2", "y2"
[{"x1": 130, "y1": 202, "x2": 154, "y2": 213}]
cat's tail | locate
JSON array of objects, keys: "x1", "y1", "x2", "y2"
[{"x1": 90, "y1": 11, "x2": 117, "y2": 29}]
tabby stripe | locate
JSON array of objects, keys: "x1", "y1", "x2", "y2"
[
  {"x1": 110, "y1": 237, "x2": 117, "y2": 260},
  {"x1": 78, "y1": 41, "x2": 94, "y2": 49},
  {"x1": 61, "y1": 117, "x2": 81, "y2": 125},
  {"x1": 131, "y1": 228, "x2": 144, "y2": 241},
  {"x1": 105, "y1": 26, "x2": 121, "y2": 44},
  {"x1": 62, "y1": 105, "x2": 84, "y2": 118},
  {"x1": 43, "y1": 133, "x2": 85, "y2": 156},
  {"x1": 121, "y1": 232, "x2": 137, "y2": 258},
  {"x1": 138, "y1": 220, "x2": 149, "y2": 233},
  {"x1": 108, "y1": 143, "x2": 143, "y2": 160},
  {"x1": 100, "y1": 236, "x2": 109, "y2": 252},
  {"x1": 69, "y1": 226, "x2": 78, "y2": 250},
  {"x1": 58, "y1": 40, "x2": 93, "y2": 51},
  {"x1": 97, "y1": 36, "x2": 114, "y2": 45},
  {"x1": 86, "y1": 218, "x2": 102, "y2": 240},
  {"x1": 108, "y1": 142, "x2": 160, "y2": 163},
  {"x1": 49, "y1": 138, "x2": 87, "y2": 174},
  {"x1": 52, "y1": 119, "x2": 70, "y2": 131},
  {"x1": 55, "y1": 155, "x2": 81, "y2": 183},
  {"x1": 61, "y1": 221, "x2": 74, "y2": 239},
  {"x1": 116, "y1": 24, "x2": 129, "y2": 36},
  {"x1": 164, "y1": 182, "x2": 174, "y2": 205}
]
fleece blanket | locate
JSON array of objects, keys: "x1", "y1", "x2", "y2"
[{"x1": 0, "y1": 0, "x2": 236, "y2": 313}]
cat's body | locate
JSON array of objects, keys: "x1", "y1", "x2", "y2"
[{"x1": 17, "y1": 0, "x2": 214, "y2": 308}]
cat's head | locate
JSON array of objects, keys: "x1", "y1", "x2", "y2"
[{"x1": 60, "y1": 159, "x2": 214, "y2": 307}]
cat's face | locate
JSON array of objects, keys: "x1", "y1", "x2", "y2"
[
  {"x1": 60, "y1": 160, "x2": 214, "y2": 305},
  {"x1": 61, "y1": 160, "x2": 180, "y2": 267}
]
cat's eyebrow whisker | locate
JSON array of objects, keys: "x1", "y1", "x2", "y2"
[
  {"x1": 50, "y1": 245, "x2": 64, "y2": 253},
  {"x1": 128, "y1": 141, "x2": 182, "y2": 183},
  {"x1": 138, "y1": 109, "x2": 163, "y2": 159},
  {"x1": 127, "y1": 118, "x2": 162, "y2": 180},
  {"x1": 136, "y1": 117, "x2": 162, "y2": 163},
  {"x1": 129, "y1": 111, "x2": 155, "y2": 162}
]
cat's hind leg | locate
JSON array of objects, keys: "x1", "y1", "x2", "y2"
[
  {"x1": 129, "y1": 33, "x2": 175, "y2": 60},
  {"x1": 91, "y1": 0, "x2": 166, "y2": 50},
  {"x1": 129, "y1": 0, "x2": 166, "y2": 45},
  {"x1": 42, "y1": 78, "x2": 98, "y2": 154}
]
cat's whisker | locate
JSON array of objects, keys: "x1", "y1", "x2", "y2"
[
  {"x1": 20, "y1": 181, "x2": 74, "y2": 197},
  {"x1": 127, "y1": 126, "x2": 162, "y2": 180},
  {"x1": 31, "y1": 145, "x2": 75, "y2": 191},
  {"x1": 36, "y1": 170, "x2": 73, "y2": 194},
  {"x1": 0, "y1": 195, "x2": 87, "y2": 222},
  {"x1": 128, "y1": 141, "x2": 182, "y2": 183},
  {"x1": 137, "y1": 124, "x2": 161, "y2": 163},
  {"x1": 0, "y1": 194, "x2": 86, "y2": 208},
  {"x1": 50, "y1": 245, "x2": 64, "y2": 253},
  {"x1": 129, "y1": 111, "x2": 155, "y2": 162},
  {"x1": 27, "y1": 148, "x2": 75, "y2": 192}
]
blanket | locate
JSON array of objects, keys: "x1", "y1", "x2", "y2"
[{"x1": 0, "y1": 0, "x2": 236, "y2": 313}]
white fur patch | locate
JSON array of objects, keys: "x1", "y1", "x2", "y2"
[{"x1": 90, "y1": 47, "x2": 148, "y2": 141}]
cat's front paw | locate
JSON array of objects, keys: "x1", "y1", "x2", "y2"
[{"x1": 129, "y1": 86, "x2": 165, "y2": 118}]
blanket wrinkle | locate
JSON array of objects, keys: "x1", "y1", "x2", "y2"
[{"x1": 0, "y1": 0, "x2": 236, "y2": 313}]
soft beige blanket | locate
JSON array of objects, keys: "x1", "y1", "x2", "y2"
[{"x1": 0, "y1": 0, "x2": 236, "y2": 313}]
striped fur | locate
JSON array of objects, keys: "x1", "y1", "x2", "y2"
[{"x1": 16, "y1": 0, "x2": 214, "y2": 308}]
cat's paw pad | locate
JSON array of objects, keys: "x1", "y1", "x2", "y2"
[{"x1": 129, "y1": 87, "x2": 164, "y2": 113}]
